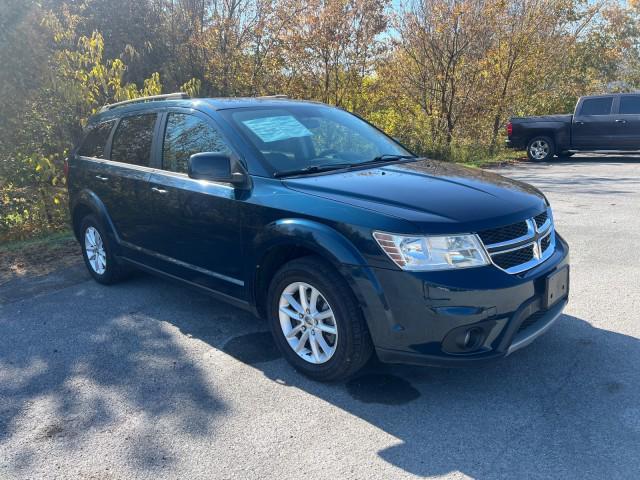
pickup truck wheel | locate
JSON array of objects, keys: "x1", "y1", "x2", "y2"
[
  {"x1": 526, "y1": 136, "x2": 555, "y2": 162},
  {"x1": 267, "y1": 256, "x2": 373, "y2": 381},
  {"x1": 80, "y1": 215, "x2": 128, "y2": 285}
]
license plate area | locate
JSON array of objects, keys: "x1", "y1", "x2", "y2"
[{"x1": 545, "y1": 266, "x2": 569, "y2": 309}]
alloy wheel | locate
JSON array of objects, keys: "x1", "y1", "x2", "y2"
[
  {"x1": 278, "y1": 282, "x2": 338, "y2": 364},
  {"x1": 84, "y1": 226, "x2": 107, "y2": 275},
  {"x1": 529, "y1": 140, "x2": 550, "y2": 160}
]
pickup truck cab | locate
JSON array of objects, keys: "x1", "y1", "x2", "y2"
[
  {"x1": 67, "y1": 93, "x2": 570, "y2": 381},
  {"x1": 507, "y1": 93, "x2": 640, "y2": 161}
]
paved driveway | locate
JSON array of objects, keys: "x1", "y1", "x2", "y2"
[{"x1": 1, "y1": 154, "x2": 639, "y2": 479}]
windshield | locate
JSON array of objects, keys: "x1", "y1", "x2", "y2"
[{"x1": 222, "y1": 104, "x2": 412, "y2": 176}]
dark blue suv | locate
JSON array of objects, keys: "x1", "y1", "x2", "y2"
[{"x1": 67, "y1": 93, "x2": 570, "y2": 381}]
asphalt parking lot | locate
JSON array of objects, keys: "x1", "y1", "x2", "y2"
[{"x1": 1, "y1": 154, "x2": 639, "y2": 479}]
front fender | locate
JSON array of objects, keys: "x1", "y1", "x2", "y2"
[
  {"x1": 252, "y1": 218, "x2": 368, "y2": 268},
  {"x1": 250, "y1": 219, "x2": 394, "y2": 346}
]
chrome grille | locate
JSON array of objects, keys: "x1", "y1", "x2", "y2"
[
  {"x1": 492, "y1": 244, "x2": 535, "y2": 270},
  {"x1": 478, "y1": 208, "x2": 555, "y2": 274},
  {"x1": 534, "y1": 211, "x2": 548, "y2": 229},
  {"x1": 477, "y1": 221, "x2": 529, "y2": 246}
]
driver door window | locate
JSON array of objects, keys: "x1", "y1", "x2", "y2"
[{"x1": 162, "y1": 113, "x2": 231, "y2": 173}]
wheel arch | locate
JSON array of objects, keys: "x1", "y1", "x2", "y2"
[
  {"x1": 250, "y1": 219, "x2": 368, "y2": 319},
  {"x1": 71, "y1": 189, "x2": 119, "y2": 247},
  {"x1": 525, "y1": 131, "x2": 556, "y2": 147}
]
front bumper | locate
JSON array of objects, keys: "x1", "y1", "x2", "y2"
[{"x1": 345, "y1": 234, "x2": 570, "y2": 367}]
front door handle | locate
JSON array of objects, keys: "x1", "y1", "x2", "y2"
[
  {"x1": 151, "y1": 186, "x2": 168, "y2": 194},
  {"x1": 615, "y1": 119, "x2": 627, "y2": 124},
  {"x1": 95, "y1": 175, "x2": 109, "y2": 182},
  {"x1": 575, "y1": 121, "x2": 585, "y2": 126}
]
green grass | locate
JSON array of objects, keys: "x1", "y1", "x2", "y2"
[
  {"x1": 0, "y1": 229, "x2": 74, "y2": 253},
  {"x1": 461, "y1": 149, "x2": 525, "y2": 168}
]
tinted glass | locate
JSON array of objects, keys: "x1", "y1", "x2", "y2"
[
  {"x1": 580, "y1": 97, "x2": 613, "y2": 116},
  {"x1": 78, "y1": 121, "x2": 114, "y2": 158},
  {"x1": 223, "y1": 105, "x2": 410, "y2": 174},
  {"x1": 162, "y1": 113, "x2": 231, "y2": 173},
  {"x1": 110, "y1": 114, "x2": 157, "y2": 166},
  {"x1": 619, "y1": 96, "x2": 640, "y2": 114}
]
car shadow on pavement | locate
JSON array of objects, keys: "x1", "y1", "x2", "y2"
[
  {"x1": 165, "y1": 286, "x2": 639, "y2": 479},
  {"x1": 553, "y1": 153, "x2": 640, "y2": 164},
  {"x1": 2, "y1": 273, "x2": 640, "y2": 478}
]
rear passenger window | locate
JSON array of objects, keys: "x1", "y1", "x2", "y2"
[
  {"x1": 110, "y1": 114, "x2": 157, "y2": 166},
  {"x1": 78, "y1": 121, "x2": 114, "y2": 158},
  {"x1": 619, "y1": 96, "x2": 640, "y2": 114},
  {"x1": 162, "y1": 113, "x2": 231, "y2": 173},
  {"x1": 579, "y1": 97, "x2": 613, "y2": 116}
]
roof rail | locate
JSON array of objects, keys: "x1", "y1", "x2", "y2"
[
  {"x1": 99, "y1": 92, "x2": 190, "y2": 112},
  {"x1": 256, "y1": 94, "x2": 288, "y2": 99}
]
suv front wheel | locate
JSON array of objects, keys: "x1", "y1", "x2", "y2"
[{"x1": 267, "y1": 256, "x2": 373, "y2": 381}]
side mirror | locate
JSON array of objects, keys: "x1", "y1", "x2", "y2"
[{"x1": 188, "y1": 152, "x2": 249, "y2": 188}]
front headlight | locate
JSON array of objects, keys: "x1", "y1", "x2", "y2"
[{"x1": 373, "y1": 231, "x2": 490, "y2": 271}]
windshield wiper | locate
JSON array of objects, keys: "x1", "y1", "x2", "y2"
[
  {"x1": 362, "y1": 154, "x2": 417, "y2": 165},
  {"x1": 273, "y1": 155, "x2": 418, "y2": 178},
  {"x1": 273, "y1": 163, "x2": 354, "y2": 178}
]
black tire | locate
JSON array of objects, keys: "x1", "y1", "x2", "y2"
[
  {"x1": 79, "y1": 215, "x2": 128, "y2": 285},
  {"x1": 267, "y1": 256, "x2": 373, "y2": 381},
  {"x1": 526, "y1": 136, "x2": 555, "y2": 162}
]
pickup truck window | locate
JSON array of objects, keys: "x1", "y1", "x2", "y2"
[
  {"x1": 579, "y1": 97, "x2": 613, "y2": 116},
  {"x1": 619, "y1": 96, "x2": 640, "y2": 114},
  {"x1": 162, "y1": 113, "x2": 231, "y2": 174}
]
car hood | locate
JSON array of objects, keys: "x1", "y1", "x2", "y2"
[{"x1": 283, "y1": 159, "x2": 548, "y2": 234}]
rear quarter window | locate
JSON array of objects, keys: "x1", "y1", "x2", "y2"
[
  {"x1": 78, "y1": 121, "x2": 115, "y2": 158},
  {"x1": 110, "y1": 114, "x2": 157, "y2": 166}
]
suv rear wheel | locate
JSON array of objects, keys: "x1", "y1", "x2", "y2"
[
  {"x1": 267, "y1": 256, "x2": 373, "y2": 381},
  {"x1": 526, "y1": 136, "x2": 555, "y2": 162},
  {"x1": 80, "y1": 215, "x2": 128, "y2": 285}
]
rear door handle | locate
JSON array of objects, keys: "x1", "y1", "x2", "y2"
[
  {"x1": 95, "y1": 175, "x2": 109, "y2": 182},
  {"x1": 615, "y1": 119, "x2": 627, "y2": 124},
  {"x1": 575, "y1": 121, "x2": 584, "y2": 126},
  {"x1": 151, "y1": 186, "x2": 168, "y2": 194}
]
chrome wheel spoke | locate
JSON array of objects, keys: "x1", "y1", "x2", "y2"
[
  {"x1": 315, "y1": 332, "x2": 332, "y2": 356},
  {"x1": 309, "y1": 289, "x2": 319, "y2": 314},
  {"x1": 283, "y1": 293, "x2": 304, "y2": 314},
  {"x1": 280, "y1": 306, "x2": 302, "y2": 321},
  {"x1": 295, "y1": 330, "x2": 310, "y2": 352},
  {"x1": 315, "y1": 322, "x2": 337, "y2": 335},
  {"x1": 299, "y1": 284, "x2": 309, "y2": 312},
  {"x1": 315, "y1": 309, "x2": 333, "y2": 321},
  {"x1": 309, "y1": 335, "x2": 321, "y2": 362},
  {"x1": 286, "y1": 323, "x2": 305, "y2": 339}
]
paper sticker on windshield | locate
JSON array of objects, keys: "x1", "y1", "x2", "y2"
[{"x1": 242, "y1": 115, "x2": 312, "y2": 143}]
